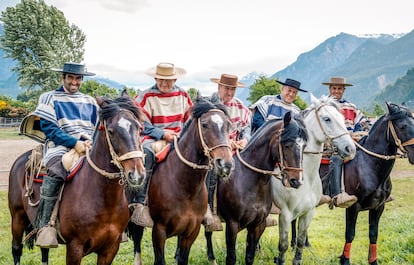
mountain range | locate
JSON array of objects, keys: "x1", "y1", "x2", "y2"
[
  {"x1": 1, "y1": 25, "x2": 414, "y2": 111},
  {"x1": 236, "y1": 30, "x2": 414, "y2": 110}
]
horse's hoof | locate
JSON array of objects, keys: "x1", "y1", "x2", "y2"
[
  {"x1": 293, "y1": 259, "x2": 302, "y2": 265},
  {"x1": 340, "y1": 255, "x2": 350, "y2": 265}
]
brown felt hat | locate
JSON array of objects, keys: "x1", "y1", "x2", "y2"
[
  {"x1": 322, "y1": 77, "x2": 353, "y2": 86},
  {"x1": 210, "y1": 74, "x2": 246, "y2": 88}
]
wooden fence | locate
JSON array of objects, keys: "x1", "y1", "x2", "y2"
[{"x1": 0, "y1": 117, "x2": 23, "y2": 128}]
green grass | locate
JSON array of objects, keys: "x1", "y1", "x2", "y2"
[{"x1": 1, "y1": 164, "x2": 413, "y2": 264}]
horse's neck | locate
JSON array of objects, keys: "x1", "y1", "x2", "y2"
[
  {"x1": 88, "y1": 134, "x2": 118, "y2": 173},
  {"x1": 242, "y1": 139, "x2": 275, "y2": 170},
  {"x1": 364, "y1": 122, "x2": 396, "y2": 155}
]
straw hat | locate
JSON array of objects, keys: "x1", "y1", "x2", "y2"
[
  {"x1": 322, "y1": 77, "x2": 353, "y2": 86},
  {"x1": 145, "y1": 62, "x2": 186, "y2": 79},
  {"x1": 52, "y1": 62, "x2": 95, "y2": 76},
  {"x1": 210, "y1": 74, "x2": 246, "y2": 87},
  {"x1": 277, "y1": 78, "x2": 307, "y2": 92}
]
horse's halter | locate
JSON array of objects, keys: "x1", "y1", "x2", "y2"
[
  {"x1": 353, "y1": 120, "x2": 414, "y2": 160},
  {"x1": 304, "y1": 103, "x2": 349, "y2": 154},
  {"x1": 174, "y1": 109, "x2": 232, "y2": 170},
  {"x1": 86, "y1": 110, "x2": 144, "y2": 182},
  {"x1": 235, "y1": 125, "x2": 303, "y2": 181}
]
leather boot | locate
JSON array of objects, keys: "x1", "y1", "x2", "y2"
[
  {"x1": 35, "y1": 176, "x2": 63, "y2": 248},
  {"x1": 130, "y1": 169, "x2": 154, "y2": 228},
  {"x1": 130, "y1": 147, "x2": 154, "y2": 228},
  {"x1": 203, "y1": 171, "x2": 223, "y2": 232},
  {"x1": 329, "y1": 154, "x2": 357, "y2": 209}
]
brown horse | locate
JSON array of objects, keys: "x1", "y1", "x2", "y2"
[
  {"x1": 204, "y1": 112, "x2": 307, "y2": 265},
  {"x1": 8, "y1": 94, "x2": 146, "y2": 265},
  {"x1": 126, "y1": 97, "x2": 234, "y2": 265}
]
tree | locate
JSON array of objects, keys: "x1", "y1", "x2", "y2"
[
  {"x1": 0, "y1": 0, "x2": 86, "y2": 93},
  {"x1": 80, "y1": 80, "x2": 120, "y2": 98},
  {"x1": 187, "y1": 87, "x2": 199, "y2": 101},
  {"x1": 373, "y1": 103, "x2": 385, "y2": 117},
  {"x1": 247, "y1": 75, "x2": 307, "y2": 110}
]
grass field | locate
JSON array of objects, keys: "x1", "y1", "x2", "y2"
[{"x1": 1, "y1": 128, "x2": 413, "y2": 264}]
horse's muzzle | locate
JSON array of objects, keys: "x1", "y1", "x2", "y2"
[{"x1": 213, "y1": 158, "x2": 234, "y2": 179}]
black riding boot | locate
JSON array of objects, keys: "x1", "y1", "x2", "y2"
[
  {"x1": 35, "y1": 175, "x2": 63, "y2": 248},
  {"x1": 203, "y1": 171, "x2": 223, "y2": 232},
  {"x1": 130, "y1": 147, "x2": 154, "y2": 228},
  {"x1": 329, "y1": 154, "x2": 357, "y2": 209}
]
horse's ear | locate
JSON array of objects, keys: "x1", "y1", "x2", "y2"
[
  {"x1": 310, "y1": 93, "x2": 318, "y2": 105},
  {"x1": 96, "y1": 96, "x2": 104, "y2": 106},
  {"x1": 283, "y1": 111, "x2": 292, "y2": 126},
  {"x1": 386, "y1": 102, "x2": 398, "y2": 114},
  {"x1": 121, "y1": 88, "x2": 130, "y2": 98}
]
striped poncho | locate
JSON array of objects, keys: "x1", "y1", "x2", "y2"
[
  {"x1": 135, "y1": 84, "x2": 193, "y2": 144},
  {"x1": 32, "y1": 87, "x2": 99, "y2": 164}
]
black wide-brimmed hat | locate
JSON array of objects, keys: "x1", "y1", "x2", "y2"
[
  {"x1": 52, "y1": 62, "x2": 95, "y2": 76},
  {"x1": 277, "y1": 78, "x2": 307, "y2": 92}
]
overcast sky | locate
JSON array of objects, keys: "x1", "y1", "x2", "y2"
[{"x1": 1, "y1": 0, "x2": 414, "y2": 92}]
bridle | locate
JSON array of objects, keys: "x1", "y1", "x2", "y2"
[
  {"x1": 353, "y1": 120, "x2": 414, "y2": 160},
  {"x1": 174, "y1": 109, "x2": 232, "y2": 170},
  {"x1": 304, "y1": 103, "x2": 350, "y2": 155},
  {"x1": 86, "y1": 110, "x2": 144, "y2": 183},
  {"x1": 235, "y1": 125, "x2": 303, "y2": 181}
]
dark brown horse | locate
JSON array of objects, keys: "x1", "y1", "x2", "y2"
[
  {"x1": 318, "y1": 102, "x2": 414, "y2": 265},
  {"x1": 126, "y1": 98, "x2": 234, "y2": 265},
  {"x1": 204, "y1": 112, "x2": 307, "y2": 265},
  {"x1": 8, "y1": 94, "x2": 146, "y2": 265}
]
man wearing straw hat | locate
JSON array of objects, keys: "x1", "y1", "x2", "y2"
[
  {"x1": 321, "y1": 76, "x2": 366, "y2": 208},
  {"x1": 203, "y1": 73, "x2": 252, "y2": 231},
  {"x1": 130, "y1": 62, "x2": 193, "y2": 227}
]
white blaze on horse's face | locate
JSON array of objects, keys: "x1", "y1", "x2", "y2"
[
  {"x1": 118, "y1": 117, "x2": 132, "y2": 133},
  {"x1": 211, "y1": 113, "x2": 224, "y2": 131}
]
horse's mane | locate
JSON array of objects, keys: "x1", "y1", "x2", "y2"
[
  {"x1": 180, "y1": 97, "x2": 229, "y2": 137},
  {"x1": 302, "y1": 95, "x2": 340, "y2": 117},
  {"x1": 99, "y1": 95, "x2": 143, "y2": 120}
]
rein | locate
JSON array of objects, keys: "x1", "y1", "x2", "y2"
[
  {"x1": 173, "y1": 109, "x2": 232, "y2": 170},
  {"x1": 303, "y1": 103, "x2": 349, "y2": 155},
  {"x1": 235, "y1": 127, "x2": 303, "y2": 180},
  {"x1": 86, "y1": 112, "x2": 144, "y2": 181},
  {"x1": 353, "y1": 120, "x2": 413, "y2": 160}
]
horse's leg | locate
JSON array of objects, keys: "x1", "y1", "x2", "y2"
[
  {"x1": 225, "y1": 221, "x2": 239, "y2": 265},
  {"x1": 340, "y1": 206, "x2": 360, "y2": 265},
  {"x1": 127, "y1": 222, "x2": 145, "y2": 265},
  {"x1": 367, "y1": 206, "x2": 385, "y2": 265},
  {"x1": 176, "y1": 230, "x2": 199, "y2": 265},
  {"x1": 10, "y1": 218, "x2": 24, "y2": 265},
  {"x1": 294, "y1": 212, "x2": 315, "y2": 265},
  {"x1": 274, "y1": 213, "x2": 290, "y2": 265},
  {"x1": 205, "y1": 231, "x2": 217, "y2": 264},
  {"x1": 290, "y1": 219, "x2": 297, "y2": 248},
  {"x1": 65, "y1": 243, "x2": 84, "y2": 265},
  {"x1": 152, "y1": 225, "x2": 167, "y2": 265},
  {"x1": 245, "y1": 223, "x2": 266, "y2": 265},
  {"x1": 40, "y1": 248, "x2": 50, "y2": 265}
]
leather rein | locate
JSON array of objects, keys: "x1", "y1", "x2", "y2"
[
  {"x1": 235, "y1": 125, "x2": 303, "y2": 180},
  {"x1": 174, "y1": 109, "x2": 232, "y2": 170},
  {"x1": 86, "y1": 110, "x2": 144, "y2": 182},
  {"x1": 353, "y1": 120, "x2": 414, "y2": 160}
]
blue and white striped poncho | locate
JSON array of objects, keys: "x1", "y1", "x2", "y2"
[{"x1": 32, "y1": 87, "x2": 99, "y2": 164}]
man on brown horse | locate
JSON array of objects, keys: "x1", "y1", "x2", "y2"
[
  {"x1": 31, "y1": 62, "x2": 99, "y2": 248},
  {"x1": 204, "y1": 74, "x2": 252, "y2": 231},
  {"x1": 131, "y1": 63, "x2": 193, "y2": 227}
]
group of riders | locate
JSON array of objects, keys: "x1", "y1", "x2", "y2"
[{"x1": 26, "y1": 62, "x2": 369, "y2": 248}]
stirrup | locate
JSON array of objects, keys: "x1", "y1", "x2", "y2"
[
  {"x1": 36, "y1": 226, "x2": 59, "y2": 248},
  {"x1": 318, "y1": 195, "x2": 332, "y2": 206},
  {"x1": 265, "y1": 215, "x2": 278, "y2": 227},
  {"x1": 204, "y1": 215, "x2": 223, "y2": 232},
  {"x1": 130, "y1": 204, "x2": 154, "y2": 228},
  {"x1": 333, "y1": 193, "x2": 357, "y2": 208}
]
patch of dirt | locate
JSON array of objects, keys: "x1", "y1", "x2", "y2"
[{"x1": 0, "y1": 139, "x2": 40, "y2": 190}]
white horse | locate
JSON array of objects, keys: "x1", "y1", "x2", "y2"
[{"x1": 272, "y1": 94, "x2": 357, "y2": 265}]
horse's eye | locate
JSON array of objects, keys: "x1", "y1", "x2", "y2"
[
  {"x1": 323, "y1": 117, "x2": 331, "y2": 122},
  {"x1": 202, "y1": 122, "x2": 208, "y2": 129}
]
